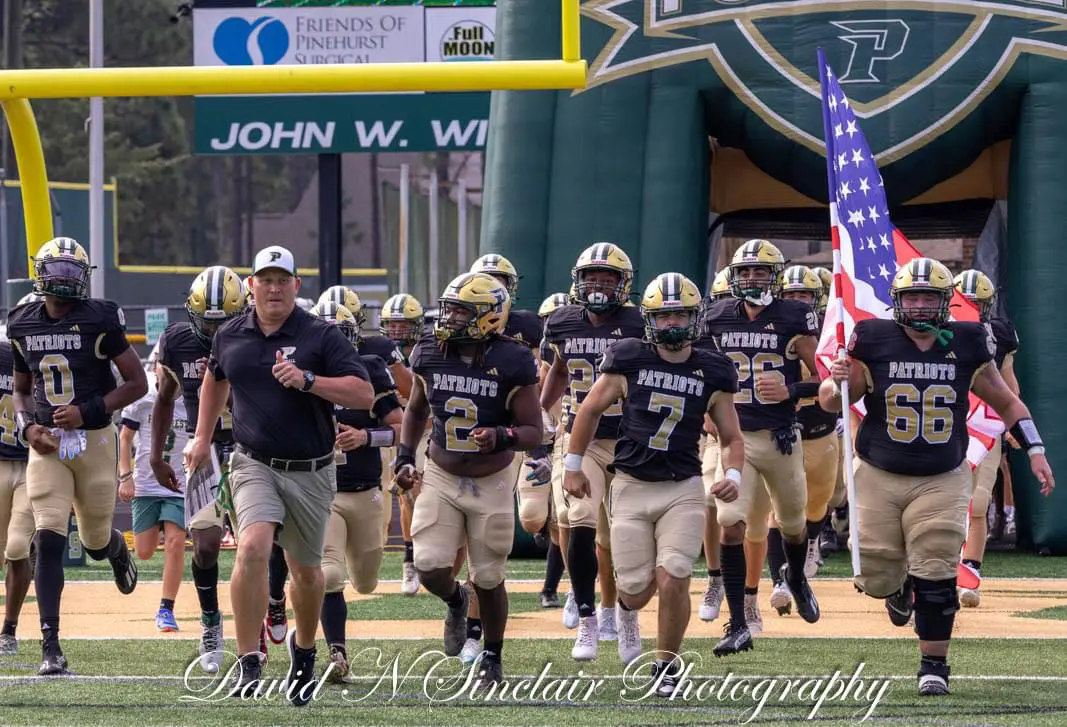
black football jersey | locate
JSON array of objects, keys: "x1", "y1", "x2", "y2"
[
  {"x1": 850, "y1": 319, "x2": 994, "y2": 477},
  {"x1": 505, "y1": 309, "x2": 543, "y2": 350},
  {"x1": 0, "y1": 342, "x2": 27, "y2": 460},
  {"x1": 8, "y1": 299, "x2": 129, "y2": 429},
  {"x1": 410, "y1": 333, "x2": 538, "y2": 454},
  {"x1": 358, "y1": 334, "x2": 406, "y2": 368},
  {"x1": 157, "y1": 321, "x2": 233, "y2": 443},
  {"x1": 543, "y1": 304, "x2": 645, "y2": 440},
  {"x1": 988, "y1": 316, "x2": 1019, "y2": 371},
  {"x1": 335, "y1": 354, "x2": 402, "y2": 492},
  {"x1": 601, "y1": 339, "x2": 738, "y2": 481},
  {"x1": 701, "y1": 298, "x2": 819, "y2": 432},
  {"x1": 797, "y1": 316, "x2": 837, "y2": 440}
]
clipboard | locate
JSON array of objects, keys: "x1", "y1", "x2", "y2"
[{"x1": 185, "y1": 444, "x2": 222, "y2": 526}]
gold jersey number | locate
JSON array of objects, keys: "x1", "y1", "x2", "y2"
[
  {"x1": 885, "y1": 383, "x2": 955, "y2": 445},
  {"x1": 647, "y1": 392, "x2": 686, "y2": 451},
  {"x1": 567, "y1": 358, "x2": 623, "y2": 416},
  {"x1": 0, "y1": 394, "x2": 26, "y2": 448},
  {"x1": 40, "y1": 353, "x2": 74, "y2": 407},
  {"x1": 726, "y1": 351, "x2": 785, "y2": 405},
  {"x1": 444, "y1": 396, "x2": 479, "y2": 453}
]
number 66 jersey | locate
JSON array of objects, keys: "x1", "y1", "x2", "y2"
[{"x1": 8, "y1": 298, "x2": 128, "y2": 429}]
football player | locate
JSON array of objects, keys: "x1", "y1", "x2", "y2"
[
  {"x1": 567, "y1": 273, "x2": 744, "y2": 690},
  {"x1": 311, "y1": 301, "x2": 403, "y2": 682},
  {"x1": 701, "y1": 239, "x2": 822, "y2": 657},
  {"x1": 379, "y1": 293, "x2": 429, "y2": 596},
  {"x1": 393, "y1": 272, "x2": 541, "y2": 686},
  {"x1": 8, "y1": 237, "x2": 147, "y2": 675},
  {"x1": 542, "y1": 242, "x2": 645, "y2": 662},
  {"x1": 820, "y1": 257, "x2": 1054, "y2": 696},
  {"x1": 698, "y1": 268, "x2": 734, "y2": 623},
  {"x1": 119, "y1": 363, "x2": 189, "y2": 633},
  {"x1": 0, "y1": 325, "x2": 33, "y2": 656},
  {"x1": 953, "y1": 269, "x2": 1021, "y2": 607},
  {"x1": 152, "y1": 265, "x2": 248, "y2": 671}
]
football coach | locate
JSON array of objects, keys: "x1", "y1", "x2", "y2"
[{"x1": 185, "y1": 244, "x2": 373, "y2": 704}]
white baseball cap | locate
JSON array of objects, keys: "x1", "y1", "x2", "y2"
[{"x1": 252, "y1": 245, "x2": 297, "y2": 276}]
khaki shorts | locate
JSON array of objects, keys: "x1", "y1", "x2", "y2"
[
  {"x1": 27, "y1": 425, "x2": 118, "y2": 551},
  {"x1": 803, "y1": 434, "x2": 839, "y2": 522},
  {"x1": 851, "y1": 458, "x2": 971, "y2": 598},
  {"x1": 609, "y1": 472, "x2": 705, "y2": 594},
  {"x1": 558, "y1": 438, "x2": 616, "y2": 547},
  {"x1": 411, "y1": 457, "x2": 519, "y2": 589},
  {"x1": 0, "y1": 459, "x2": 31, "y2": 564},
  {"x1": 228, "y1": 449, "x2": 336, "y2": 567},
  {"x1": 701, "y1": 434, "x2": 721, "y2": 508},
  {"x1": 323, "y1": 487, "x2": 385, "y2": 594},
  {"x1": 714, "y1": 429, "x2": 806, "y2": 541}
]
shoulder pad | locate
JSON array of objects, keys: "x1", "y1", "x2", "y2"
[{"x1": 599, "y1": 337, "x2": 645, "y2": 374}]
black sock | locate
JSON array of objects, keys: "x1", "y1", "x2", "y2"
[
  {"x1": 566, "y1": 526, "x2": 599, "y2": 618},
  {"x1": 443, "y1": 581, "x2": 466, "y2": 609},
  {"x1": 744, "y1": 586, "x2": 758, "y2": 596},
  {"x1": 2, "y1": 619, "x2": 15, "y2": 636},
  {"x1": 268, "y1": 544, "x2": 288, "y2": 601},
  {"x1": 404, "y1": 541, "x2": 414, "y2": 563},
  {"x1": 707, "y1": 568, "x2": 721, "y2": 579},
  {"x1": 784, "y1": 536, "x2": 808, "y2": 581},
  {"x1": 466, "y1": 617, "x2": 482, "y2": 641},
  {"x1": 618, "y1": 600, "x2": 633, "y2": 611},
  {"x1": 320, "y1": 591, "x2": 347, "y2": 647},
  {"x1": 720, "y1": 543, "x2": 747, "y2": 629},
  {"x1": 160, "y1": 598, "x2": 175, "y2": 612},
  {"x1": 806, "y1": 519, "x2": 824, "y2": 541},
  {"x1": 85, "y1": 529, "x2": 124, "y2": 561},
  {"x1": 35, "y1": 530, "x2": 66, "y2": 644},
  {"x1": 963, "y1": 559, "x2": 981, "y2": 572},
  {"x1": 483, "y1": 639, "x2": 503, "y2": 663},
  {"x1": 192, "y1": 561, "x2": 219, "y2": 615},
  {"x1": 767, "y1": 528, "x2": 787, "y2": 584},
  {"x1": 922, "y1": 654, "x2": 948, "y2": 667},
  {"x1": 543, "y1": 543, "x2": 565, "y2": 593}
]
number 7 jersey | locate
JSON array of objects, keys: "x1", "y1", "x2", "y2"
[{"x1": 700, "y1": 297, "x2": 819, "y2": 432}]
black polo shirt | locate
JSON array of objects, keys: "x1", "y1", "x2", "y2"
[{"x1": 208, "y1": 306, "x2": 369, "y2": 460}]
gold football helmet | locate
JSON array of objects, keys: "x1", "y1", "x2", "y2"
[
  {"x1": 186, "y1": 266, "x2": 247, "y2": 345},
  {"x1": 33, "y1": 237, "x2": 92, "y2": 300},
  {"x1": 538, "y1": 292, "x2": 570, "y2": 319},
  {"x1": 641, "y1": 272, "x2": 702, "y2": 350},
  {"x1": 954, "y1": 269, "x2": 996, "y2": 321},
  {"x1": 811, "y1": 266, "x2": 833, "y2": 314},
  {"x1": 470, "y1": 254, "x2": 520, "y2": 300},
  {"x1": 711, "y1": 269, "x2": 733, "y2": 299},
  {"x1": 318, "y1": 285, "x2": 366, "y2": 329},
  {"x1": 434, "y1": 272, "x2": 510, "y2": 343},
  {"x1": 891, "y1": 257, "x2": 954, "y2": 330},
  {"x1": 311, "y1": 301, "x2": 359, "y2": 344},
  {"x1": 781, "y1": 265, "x2": 822, "y2": 309},
  {"x1": 728, "y1": 239, "x2": 785, "y2": 304},
  {"x1": 571, "y1": 242, "x2": 634, "y2": 314},
  {"x1": 379, "y1": 293, "x2": 425, "y2": 346}
]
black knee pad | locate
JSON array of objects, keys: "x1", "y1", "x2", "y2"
[{"x1": 912, "y1": 576, "x2": 958, "y2": 641}]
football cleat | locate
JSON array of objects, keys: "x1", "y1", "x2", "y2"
[
  {"x1": 598, "y1": 607, "x2": 618, "y2": 641},
  {"x1": 699, "y1": 577, "x2": 724, "y2": 621},
  {"x1": 266, "y1": 597, "x2": 288, "y2": 643},
  {"x1": 572, "y1": 615, "x2": 598, "y2": 662},
  {"x1": 744, "y1": 593, "x2": 763, "y2": 635},
  {"x1": 616, "y1": 608, "x2": 642, "y2": 666},
  {"x1": 714, "y1": 622, "x2": 753, "y2": 657},
  {"x1": 770, "y1": 581, "x2": 793, "y2": 616}
]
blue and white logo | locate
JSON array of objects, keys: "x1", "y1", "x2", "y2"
[{"x1": 212, "y1": 16, "x2": 289, "y2": 66}]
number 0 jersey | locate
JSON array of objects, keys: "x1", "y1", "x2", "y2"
[
  {"x1": 600, "y1": 339, "x2": 738, "y2": 482},
  {"x1": 8, "y1": 299, "x2": 129, "y2": 429},
  {"x1": 410, "y1": 333, "x2": 538, "y2": 455},
  {"x1": 0, "y1": 342, "x2": 28, "y2": 460},
  {"x1": 701, "y1": 297, "x2": 819, "y2": 432},
  {"x1": 157, "y1": 321, "x2": 233, "y2": 443},
  {"x1": 543, "y1": 304, "x2": 645, "y2": 440},
  {"x1": 849, "y1": 319, "x2": 994, "y2": 477},
  {"x1": 334, "y1": 354, "x2": 402, "y2": 492}
]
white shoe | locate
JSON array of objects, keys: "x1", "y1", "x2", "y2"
[
  {"x1": 616, "y1": 608, "x2": 642, "y2": 665},
  {"x1": 959, "y1": 587, "x2": 981, "y2": 608},
  {"x1": 803, "y1": 537, "x2": 822, "y2": 578},
  {"x1": 401, "y1": 563, "x2": 420, "y2": 596},
  {"x1": 744, "y1": 593, "x2": 763, "y2": 635},
  {"x1": 699, "y1": 577, "x2": 724, "y2": 621},
  {"x1": 770, "y1": 581, "x2": 792, "y2": 616},
  {"x1": 198, "y1": 617, "x2": 224, "y2": 673},
  {"x1": 460, "y1": 637, "x2": 482, "y2": 665},
  {"x1": 562, "y1": 592, "x2": 579, "y2": 630},
  {"x1": 598, "y1": 607, "x2": 618, "y2": 641},
  {"x1": 572, "y1": 615, "x2": 598, "y2": 661}
]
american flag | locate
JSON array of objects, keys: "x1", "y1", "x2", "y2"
[{"x1": 813, "y1": 47, "x2": 1003, "y2": 469}]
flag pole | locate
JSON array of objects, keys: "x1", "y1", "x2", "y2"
[{"x1": 817, "y1": 48, "x2": 861, "y2": 577}]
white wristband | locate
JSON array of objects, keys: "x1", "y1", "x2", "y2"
[
  {"x1": 724, "y1": 468, "x2": 742, "y2": 485},
  {"x1": 564, "y1": 453, "x2": 584, "y2": 472}
]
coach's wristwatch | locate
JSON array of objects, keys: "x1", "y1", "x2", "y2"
[{"x1": 301, "y1": 370, "x2": 316, "y2": 392}]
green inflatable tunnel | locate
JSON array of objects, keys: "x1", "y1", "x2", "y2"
[{"x1": 483, "y1": 1, "x2": 1067, "y2": 554}]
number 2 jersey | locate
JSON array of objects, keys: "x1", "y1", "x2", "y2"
[
  {"x1": 0, "y1": 342, "x2": 28, "y2": 460},
  {"x1": 8, "y1": 299, "x2": 129, "y2": 429},
  {"x1": 700, "y1": 297, "x2": 819, "y2": 432},
  {"x1": 410, "y1": 333, "x2": 538, "y2": 455},
  {"x1": 600, "y1": 338, "x2": 738, "y2": 481},
  {"x1": 157, "y1": 321, "x2": 234, "y2": 444},
  {"x1": 334, "y1": 354, "x2": 402, "y2": 492},
  {"x1": 543, "y1": 304, "x2": 645, "y2": 440},
  {"x1": 849, "y1": 319, "x2": 994, "y2": 477}
]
